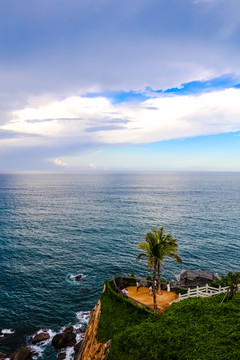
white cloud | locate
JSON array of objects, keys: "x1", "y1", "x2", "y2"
[
  {"x1": 89, "y1": 163, "x2": 97, "y2": 168},
  {"x1": 54, "y1": 158, "x2": 69, "y2": 167},
  {"x1": 1, "y1": 88, "x2": 240, "y2": 152}
]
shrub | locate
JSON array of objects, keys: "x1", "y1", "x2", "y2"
[
  {"x1": 146, "y1": 275, "x2": 153, "y2": 280},
  {"x1": 98, "y1": 281, "x2": 159, "y2": 343},
  {"x1": 97, "y1": 281, "x2": 240, "y2": 359}
]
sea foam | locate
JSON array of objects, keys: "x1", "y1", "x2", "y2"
[{"x1": 1, "y1": 329, "x2": 15, "y2": 335}]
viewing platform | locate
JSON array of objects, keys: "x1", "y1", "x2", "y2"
[{"x1": 112, "y1": 275, "x2": 178, "y2": 313}]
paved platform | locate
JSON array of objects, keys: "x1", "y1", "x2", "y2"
[{"x1": 126, "y1": 286, "x2": 178, "y2": 311}]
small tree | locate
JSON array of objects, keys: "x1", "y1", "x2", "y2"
[{"x1": 222, "y1": 272, "x2": 240, "y2": 302}]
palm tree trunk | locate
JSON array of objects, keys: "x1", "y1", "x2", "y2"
[
  {"x1": 157, "y1": 263, "x2": 162, "y2": 295},
  {"x1": 153, "y1": 262, "x2": 157, "y2": 308}
]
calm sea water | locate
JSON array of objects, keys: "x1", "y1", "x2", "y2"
[{"x1": 0, "y1": 172, "x2": 239, "y2": 358}]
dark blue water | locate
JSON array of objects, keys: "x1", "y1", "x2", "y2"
[{"x1": 0, "y1": 172, "x2": 239, "y2": 358}]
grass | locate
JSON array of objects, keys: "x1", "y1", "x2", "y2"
[{"x1": 98, "y1": 281, "x2": 240, "y2": 360}]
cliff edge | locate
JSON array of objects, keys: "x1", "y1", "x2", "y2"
[{"x1": 77, "y1": 298, "x2": 111, "y2": 360}]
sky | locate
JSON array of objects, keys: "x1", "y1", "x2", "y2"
[{"x1": 1, "y1": 0, "x2": 240, "y2": 172}]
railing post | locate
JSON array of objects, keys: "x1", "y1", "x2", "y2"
[
  {"x1": 179, "y1": 293, "x2": 181, "y2": 300},
  {"x1": 219, "y1": 285, "x2": 221, "y2": 292},
  {"x1": 206, "y1": 284, "x2": 208, "y2": 293},
  {"x1": 188, "y1": 288, "x2": 190, "y2": 297},
  {"x1": 197, "y1": 286, "x2": 199, "y2": 297}
]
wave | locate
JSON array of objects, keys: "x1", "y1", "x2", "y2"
[
  {"x1": 28, "y1": 328, "x2": 57, "y2": 359},
  {"x1": 65, "y1": 273, "x2": 86, "y2": 286},
  {"x1": 26, "y1": 310, "x2": 90, "y2": 360},
  {"x1": 58, "y1": 347, "x2": 74, "y2": 360},
  {"x1": 76, "y1": 311, "x2": 90, "y2": 326},
  {"x1": 1, "y1": 329, "x2": 15, "y2": 335}
]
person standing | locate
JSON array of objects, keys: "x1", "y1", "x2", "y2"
[
  {"x1": 136, "y1": 281, "x2": 140, "y2": 292},
  {"x1": 122, "y1": 288, "x2": 128, "y2": 298},
  {"x1": 149, "y1": 285, "x2": 153, "y2": 296}
]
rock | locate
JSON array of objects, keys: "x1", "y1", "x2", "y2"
[
  {"x1": 75, "y1": 274, "x2": 82, "y2": 281},
  {"x1": 74, "y1": 341, "x2": 83, "y2": 360},
  {"x1": 0, "y1": 353, "x2": 7, "y2": 360},
  {"x1": 32, "y1": 332, "x2": 50, "y2": 344},
  {"x1": 76, "y1": 327, "x2": 84, "y2": 333},
  {"x1": 52, "y1": 331, "x2": 76, "y2": 349},
  {"x1": 63, "y1": 326, "x2": 73, "y2": 333},
  {"x1": 74, "y1": 340, "x2": 82, "y2": 354},
  {"x1": 57, "y1": 352, "x2": 66, "y2": 360},
  {"x1": 11, "y1": 347, "x2": 31, "y2": 360}
]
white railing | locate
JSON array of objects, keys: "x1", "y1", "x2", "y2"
[{"x1": 178, "y1": 284, "x2": 229, "y2": 301}]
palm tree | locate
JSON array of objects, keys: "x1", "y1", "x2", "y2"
[
  {"x1": 137, "y1": 227, "x2": 182, "y2": 308},
  {"x1": 152, "y1": 227, "x2": 182, "y2": 294},
  {"x1": 137, "y1": 233, "x2": 159, "y2": 308}
]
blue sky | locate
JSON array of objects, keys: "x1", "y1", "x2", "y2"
[{"x1": 1, "y1": 0, "x2": 240, "y2": 171}]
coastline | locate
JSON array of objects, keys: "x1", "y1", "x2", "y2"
[{"x1": 0, "y1": 311, "x2": 90, "y2": 360}]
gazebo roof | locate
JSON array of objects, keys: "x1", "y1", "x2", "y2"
[{"x1": 175, "y1": 269, "x2": 220, "y2": 283}]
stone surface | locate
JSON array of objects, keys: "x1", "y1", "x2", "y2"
[
  {"x1": 75, "y1": 274, "x2": 82, "y2": 281},
  {"x1": 52, "y1": 331, "x2": 76, "y2": 349},
  {"x1": 63, "y1": 326, "x2": 73, "y2": 333},
  {"x1": 32, "y1": 332, "x2": 50, "y2": 344},
  {"x1": 74, "y1": 341, "x2": 83, "y2": 360},
  {"x1": 76, "y1": 327, "x2": 84, "y2": 334},
  {"x1": 57, "y1": 352, "x2": 66, "y2": 360},
  {"x1": 77, "y1": 290, "x2": 111, "y2": 360},
  {"x1": 11, "y1": 347, "x2": 31, "y2": 360}
]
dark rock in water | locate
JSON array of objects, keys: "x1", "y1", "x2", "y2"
[
  {"x1": 74, "y1": 340, "x2": 82, "y2": 354},
  {"x1": 74, "y1": 340, "x2": 83, "y2": 359},
  {"x1": 57, "y1": 352, "x2": 66, "y2": 360},
  {"x1": 0, "y1": 353, "x2": 7, "y2": 360},
  {"x1": 11, "y1": 347, "x2": 31, "y2": 360},
  {"x1": 76, "y1": 327, "x2": 84, "y2": 333},
  {"x1": 52, "y1": 331, "x2": 76, "y2": 349},
  {"x1": 75, "y1": 274, "x2": 82, "y2": 281},
  {"x1": 32, "y1": 332, "x2": 50, "y2": 344},
  {"x1": 63, "y1": 326, "x2": 73, "y2": 333}
]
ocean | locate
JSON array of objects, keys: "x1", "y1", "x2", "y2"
[{"x1": 0, "y1": 172, "x2": 239, "y2": 359}]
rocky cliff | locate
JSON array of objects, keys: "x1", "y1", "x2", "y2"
[{"x1": 77, "y1": 298, "x2": 111, "y2": 360}]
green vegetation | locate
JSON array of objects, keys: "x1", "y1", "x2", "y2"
[
  {"x1": 137, "y1": 227, "x2": 182, "y2": 306},
  {"x1": 114, "y1": 275, "x2": 137, "y2": 288},
  {"x1": 145, "y1": 275, "x2": 153, "y2": 281},
  {"x1": 225, "y1": 272, "x2": 240, "y2": 300},
  {"x1": 98, "y1": 281, "x2": 240, "y2": 360},
  {"x1": 145, "y1": 274, "x2": 167, "y2": 283},
  {"x1": 98, "y1": 281, "x2": 159, "y2": 341},
  {"x1": 211, "y1": 272, "x2": 240, "y2": 300}
]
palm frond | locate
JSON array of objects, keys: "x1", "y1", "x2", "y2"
[
  {"x1": 137, "y1": 227, "x2": 183, "y2": 284},
  {"x1": 168, "y1": 252, "x2": 183, "y2": 264},
  {"x1": 136, "y1": 253, "x2": 148, "y2": 261}
]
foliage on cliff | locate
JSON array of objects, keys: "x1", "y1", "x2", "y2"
[
  {"x1": 98, "y1": 281, "x2": 159, "y2": 341},
  {"x1": 98, "y1": 281, "x2": 240, "y2": 360}
]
